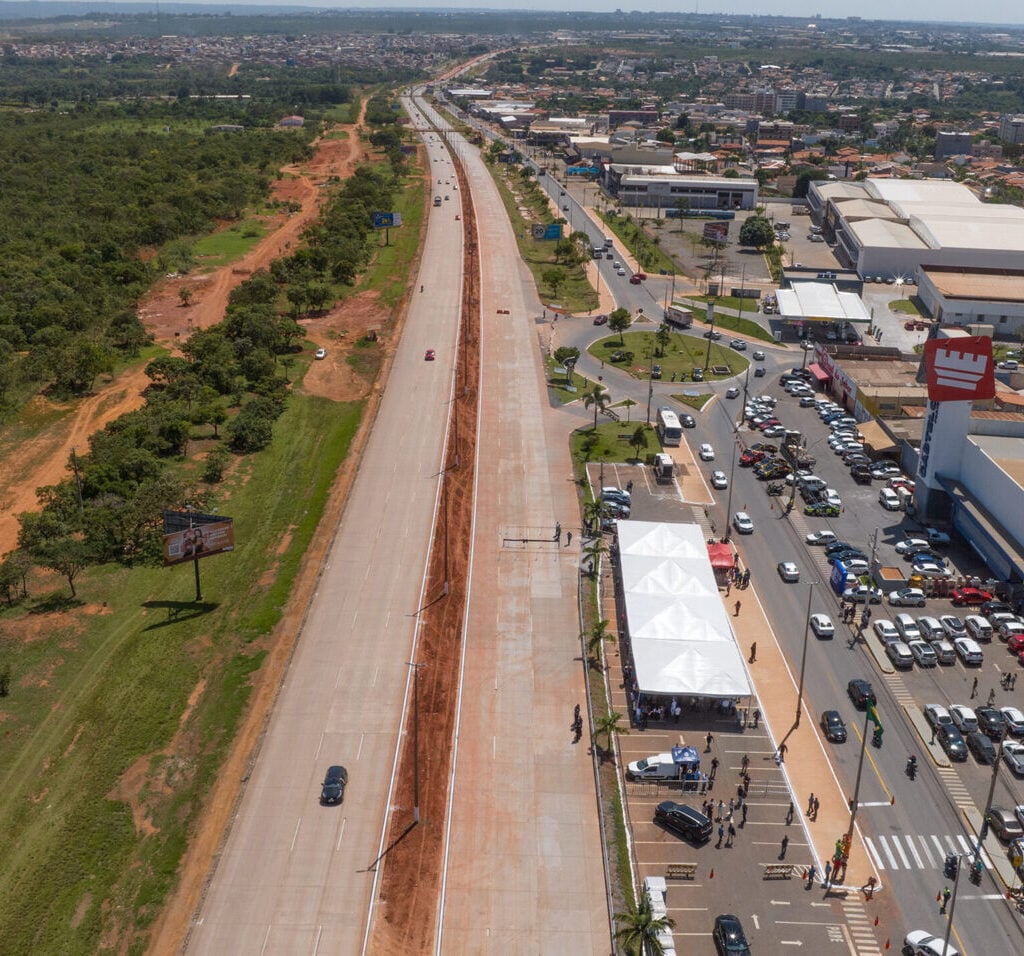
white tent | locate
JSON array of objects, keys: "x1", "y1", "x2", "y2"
[{"x1": 617, "y1": 521, "x2": 751, "y2": 698}]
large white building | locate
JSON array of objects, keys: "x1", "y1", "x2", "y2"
[
  {"x1": 602, "y1": 163, "x2": 758, "y2": 212},
  {"x1": 806, "y1": 179, "x2": 1024, "y2": 281},
  {"x1": 917, "y1": 265, "x2": 1024, "y2": 338}
]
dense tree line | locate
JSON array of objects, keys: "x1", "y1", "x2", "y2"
[
  {"x1": 3, "y1": 142, "x2": 403, "y2": 596},
  {"x1": 0, "y1": 99, "x2": 315, "y2": 413}
]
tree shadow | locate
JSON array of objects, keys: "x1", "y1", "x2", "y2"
[
  {"x1": 28, "y1": 594, "x2": 84, "y2": 614},
  {"x1": 142, "y1": 600, "x2": 220, "y2": 630}
]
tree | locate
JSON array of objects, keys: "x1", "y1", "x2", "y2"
[
  {"x1": 609, "y1": 307, "x2": 632, "y2": 344},
  {"x1": 582, "y1": 384, "x2": 610, "y2": 431},
  {"x1": 583, "y1": 618, "x2": 613, "y2": 665},
  {"x1": 630, "y1": 425, "x2": 649, "y2": 462},
  {"x1": 674, "y1": 197, "x2": 691, "y2": 232},
  {"x1": 594, "y1": 710, "x2": 627, "y2": 754},
  {"x1": 38, "y1": 536, "x2": 93, "y2": 598},
  {"x1": 178, "y1": 286, "x2": 194, "y2": 308},
  {"x1": 614, "y1": 895, "x2": 676, "y2": 956},
  {"x1": 619, "y1": 397, "x2": 637, "y2": 422},
  {"x1": 582, "y1": 536, "x2": 608, "y2": 578},
  {"x1": 655, "y1": 322, "x2": 671, "y2": 358},
  {"x1": 738, "y1": 215, "x2": 776, "y2": 248},
  {"x1": 553, "y1": 346, "x2": 580, "y2": 384},
  {"x1": 542, "y1": 267, "x2": 565, "y2": 299}
]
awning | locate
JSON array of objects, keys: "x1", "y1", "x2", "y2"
[
  {"x1": 807, "y1": 363, "x2": 830, "y2": 382},
  {"x1": 857, "y1": 419, "x2": 897, "y2": 453},
  {"x1": 707, "y1": 543, "x2": 735, "y2": 569}
]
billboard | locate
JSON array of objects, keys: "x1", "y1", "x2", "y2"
[
  {"x1": 923, "y1": 336, "x2": 994, "y2": 403},
  {"x1": 703, "y1": 221, "x2": 729, "y2": 243},
  {"x1": 532, "y1": 223, "x2": 563, "y2": 240},
  {"x1": 162, "y1": 511, "x2": 235, "y2": 567},
  {"x1": 372, "y1": 211, "x2": 402, "y2": 228}
]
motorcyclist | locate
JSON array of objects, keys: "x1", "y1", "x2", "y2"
[{"x1": 907, "y1": 754, "x2": 917, "y2": 778}]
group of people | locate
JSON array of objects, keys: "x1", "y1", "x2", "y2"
[
  {"x1": 724, "y1": 566, "x2": 751, "y2": 590},
  {"x1": 627, "y1": 687, "x2": 746, "y2": 730},
  {"x1": 838, "y1": 600, "x2": 859, "y2": 623}
]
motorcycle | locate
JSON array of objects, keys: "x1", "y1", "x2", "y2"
[
  {"x1": 766, "y1": 482, "x2": 783, "y2": 496},
  {"x1": 969, "y1": 858, "x2": 983, "y2": 884},
  {"x1": 906, "y1": 755, "x2": 917, "y2": 780}
]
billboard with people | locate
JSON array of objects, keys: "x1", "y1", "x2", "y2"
[{"x1": 162, "y1": 511, "x2": 235, "y2": 567}]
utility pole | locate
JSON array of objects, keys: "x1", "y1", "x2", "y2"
[
  {"x1": 406, "y1": 661, "x2": 426, "y2": 824},
  {"x1": 795, "y1": 583, "x2": 816, "y2": 727}
]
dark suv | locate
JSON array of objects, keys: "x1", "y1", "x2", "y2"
[
  {"x1": 654, "y1": 801, "x2": 713, "y2": 844},
  {"x1": 847, "y1": 679, "x2": 876, "y2": 710},
  {"x1": 976, "y1": 707, "x2": 1007, "y2": 740},
  {"x1": 320, "y1": 765, "x2": 349, "y2": 804},
  {"x1": 713, "y1": 914, "x2": 752, "y2": 955}
]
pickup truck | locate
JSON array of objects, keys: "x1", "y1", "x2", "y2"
[{"x1": 627, "y1": 745, "x2": 701, "y2": 782}]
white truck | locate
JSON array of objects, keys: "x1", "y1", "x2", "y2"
[{"x1": 627, "y1": 745, "x2": 701, "y2": 782}]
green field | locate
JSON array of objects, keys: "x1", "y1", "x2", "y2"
[
  {"x1": 191, "y1": 219, "x2": 267, "y2": 266},
  {"x1": 570, "y1": 420, "x2": 661, "y2": 465},
  {"x1": 587, "y1": 329, "x2": 749, "y2": 382}
]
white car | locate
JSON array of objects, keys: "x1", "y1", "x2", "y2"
[
  {"x1": 873, "y1": 620, "x2": 900, "y2": 644},
  {"x1": 954, "y1": 637, "x2": 984, "y2": 666},
  {"x1": 806, "y1": 530, "x2": 837, "y2": 546},
  {"x1": 950, "y1": 705, "x2": 978, "y2": 733},
  {"x1": 911, "y1": 560, "x2": 950, "y2": 579},
  {"x1": 725, "y1": 386, "x2": 740, "y2": 399},
  {"x1": 879, "y1": 488, "x2": 901, "y2": 510},
  {"x1": 895, "y1": 538, "x2": 930, "y2": 554},
  {"x1": 840, "y1": 558, "x2": 870, "y2": 575},
  {"x1": 843, "y1": 584, "x2": 882, "y2": 604},
  {"x1": 939, "y1": 615, "x2": 966, "y2": 639},
  {"x1": 909, "y1": 641, "x2": 938, "y2": 667},
  {"x1": 886, "y1": 641, "x2": 914, "y2": 669},
  {"x1": 314, "y1": 347, "x2": 327, "y2": 360},
  {"x1": 1002, "y1": 706, "x2": 1024, "y2": 736},
  {"x1": 916, "y1": 616, "x2": 945, "y2": 641},
  {"x1": 733, "y1": 512, "x2": 754, "y2": 534},
  {"x1": 810, "y1": 613, "x2": 835, "y2": 638},
  {"x1": 711, "y1": 470, "x2": 728, "y2": 489},
  {"x1": 903, "y1": 930, "x2": 960, "y2": 956},
  {"x1": 777, "y1": 561, "x2": 800, "y2": 582},
  {"x1": 1003, "y1": 741, "x2": 1024, "y2": 776},
  {"x1": 699, "y1": 443, "x2": 715, "y2": 461},
  {"x1": 925, "y1": 704, "x2": 954, "y2": 729},
  {"x1": 888, "y1": 588, "x2": 926, "y2": 607},
  {"x1": 825, "y1": 488, "x2": 842, "y2": 508}
]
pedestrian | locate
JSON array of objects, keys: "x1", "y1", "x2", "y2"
[
  {"x1": 710, "y1": 757, "x2": 719, "y2": 780},
  {"x1": 940, "y1": 886, "x2": 951, "y2": 913},
  {"x1": 741, "y1": 753, "x2": 750, "y2": 774},
  {"x1": 626, "y1": 480, "x2": 633, "y2": 493},
  {"x1": 729, "y1": 797, "x2": 735, "y2": 814},
  {"x1": 780, "y1": 835, "x2": 789, "y2": 859},
  {"x1": 735, "y1": 600, "x2": 742, "y2": 617},
  {"x1": 813, "y1": 796, "x2": 820, "y2": 820},
  {"x1": 717, "y1": 799, "x2": 725, "y2": 821},
  {"x1": 807, "y1": 864, "x2": 817, "y2": 887},
  {"x1": 725, "y1": 582, "x2": 731, "y2": 597},
  {"x1": 778, "y1": 742, "x2": 788, "y2": 762},
  {"x1": 971, "y1": 676, "x2": 978, "y2": 699},
  {"x1": 824, "y1": 860, "x2": 832, "y2": 886},
  {"x1": 753, "y1": 709, "x2": 761, "y2": 729},
  {"x1": 706, "y1": 731, "x2": 714, "y2": 752},
  {"x1": 786, "y1": 801, "x2": 794, "y2": 825},
  {"x1": 717, "y1": 824, "x2": 724, "y2": 847},
  {"x1": 749, "y1": 641, "x2": 757, "y2": 661},
  {"x1": 1013, "y1": 673, "x2": 1018, "y2": 690},
  {"x1": 565, "y1": 531, "x2": 572, "y2": 547},
  {"x1": 700, "y1": 774, "x2": 707, "y2": 794},
  {"x1": 743, "y1": 772, "x2": 751, "y2": 792},
  {"x1": 808, "y1": 793, "x2": 815, "y2": 814},
  {"x1": 727, "y1": 823, "x2": 736, "y2": 847},
  {"x1": 726, "y1": 808, "x2": 733, "y2": 823},
  {"x1": 741, "y1": 803, "x2": 748, "y2": 826},
  {"x1": 988, "y1": 688, "x2": 996, "y2": 707},
  {"x1": 554, "y1": 521, "x2": 561, "y2": 543}
]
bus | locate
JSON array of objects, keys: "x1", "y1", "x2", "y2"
[{"x1": 657, "y1": 408, "x2": 682, "y2": 447}]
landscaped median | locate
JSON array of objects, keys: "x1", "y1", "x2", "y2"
[{"x1": 588, "y1": 329, "x2": 749, "y2": 383}]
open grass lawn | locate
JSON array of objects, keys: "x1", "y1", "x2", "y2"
[
  {"x1": 191, "y1": 219, "x2": 267, "y2": 266},
  {"x1": 889, "y1": 297, "x2": 926, "y2": 316},
  {"x1": 602, "y1": 213, "x2": 676, "y2": 274},
  {"x1": 587, "y1": 330, "x2": 749, "y2": 382},
  {"x1": 0, "y1": 394, "x2": 363, "y2": 954},
  {"x1": 570, "y1": 420, "x2": 661, "y2": 466},
  {"x1": 684, "y1": 300, "x2": 775, "y2": 341},
  {"x1": 673, "y1": 392, "x2": 713, "y2": 411},
  {"x1": 544, "y1": 356, "x2": 592, "y2": 404}
]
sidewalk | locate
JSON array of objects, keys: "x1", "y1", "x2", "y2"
[{"x1": 730, "y1": 575, "x2": 884, "y2": 892}]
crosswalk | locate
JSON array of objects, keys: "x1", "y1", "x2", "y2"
[
  {"x1": 840, "y1": 896, "x2": 883, "y2": 956},
  {"x1": 935, "y1": 765, "x2": 974, "y2": 808},
  {"x1": 864, "y1": 831, "x2": 991, "y2": 872},
  {"x1": 882, "y1": 672, "x2": 915, "y2": 708}
]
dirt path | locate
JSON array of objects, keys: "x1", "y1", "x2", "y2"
[{"x1": 0, "y1": 104, "x2": 367, "y2": 558}]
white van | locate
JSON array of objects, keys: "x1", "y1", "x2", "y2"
[
  {"x1": 879, "y1": 488, "x2": 901, "y2": 510},
  {"x1": 964, "y1": 615, "x2": 993, "y2": 643},
  {"x1": 895, "y1": 613, "x2": 921, "y2": 642}
]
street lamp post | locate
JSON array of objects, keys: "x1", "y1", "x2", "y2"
[
  {"x1": 795, "y1": 582, "x2": 816, "y2": 727},
  {"x1": 941, "y1": 850, "x2": 964, "y2": 956},
  {"x1": 845, "y1": 703, "x2": 874, "y2": 851},
  {"x1": 723, "y1": 433, "x2": 740, "y2": 543}
]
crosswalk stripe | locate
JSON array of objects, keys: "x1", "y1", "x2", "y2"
[
  {"x1": 918, "y1": 834, "x2": 937, "y2": 868},
  {"x1": 892, "y1": 835, "x2": 911, "y2": 869},
  {"x1": 904, "y1": 835, "x2": 924, "y2": 868},
  {"x1": 879, "y1": 836, "x2": 898, "y2": 868},
  {"x1": 864, "y1": 837, "x2": 883, "y2": 869},
  {"x1": 932, "y1": 835, "x2": 947, "y2": 862}
]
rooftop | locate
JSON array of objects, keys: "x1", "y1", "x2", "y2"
[{"x1": 920, "y1": 266, "x2": 1024, "y2": 302}]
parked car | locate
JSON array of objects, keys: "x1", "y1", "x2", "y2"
[
  {"x1": 950, "y1": 705, "x2": 979, "y2": 733},
  {"x1": 713, "y1": 914, "x2": 751, "y2": 956},
  {"x1": 843, "y1": 584, "x2": 883, "y2": 604},
  {"x1": 821, "y1": 710, "x2": 847, "y2": 742},
  {"x1": 886, "y1": 641, "x2": 914, "y2": 669},
  {"x1": 933, "y1": 639, "x2": 957, "y2": 665},
  {"x1": 911, "y1": 560, "x2": 950, "y2": 579},
  {"x1": 909, "y1": 641, "x2": 938, "y2": 667},
  {"x1": 967, "y1": 731, "x2": 997, "y2": 764},
  {"x1": 917, "y1": 616, "x2": 945, "y2": 642},
  {"x1": 873, "y1": 620, "x2": 900, "y2": 644},
  {"x1": 1001, "y1": 706, "x2": 1024, "y2": 737},
  {"x1": 940, "y1": 616, "x2": 966, "y2": 640},
  {"x1": 986, "y1": 807, "x2": 1024, "y2": 842},
  {"x1": 976, "y1": 706, "x2": 1007, "y2": 739},
  {"x1": 926, "y1": 528, "x2": 951, "y2": 546},
  {"x1": 806, "y1": 530, "x2": 838, "y2": 546},
  {"x1": 889, "y1": 588, "x2": 926, "y2": 608},
  {"x1": 654, "y1": 801, "x2": 713, "y2": 843},
  {"x1": 314, "y1": 347, "x2": 328, "y2": 360},
  {"x1": 981, "y1": 600, "x2": 1013, "y2": 619},
  {"x1": 1003, "y1": 741, "x2": 1024, "y2": 775},
  {"x1": 954, "y1": 637, "x2": 984, "y2": 666},
  {"x1": 936, "y1": 724, "x2": 968, "y2": 761}
]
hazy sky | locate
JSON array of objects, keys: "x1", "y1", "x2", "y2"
[{"x1": 199, "y1": 2, "x2": 1024, "y2": 28}]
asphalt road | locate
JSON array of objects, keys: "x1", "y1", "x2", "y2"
[{"x1": 186, "y1": 117, "x2": 465, "y2": 954}]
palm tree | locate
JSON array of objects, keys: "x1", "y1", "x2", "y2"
[
  {"x1": 619, "y1": 397, "x2": 637, "y2": 422},
  {"x1": 614, "y1": 895, "x2": 676, "y2": 956},
  {"x1": 582, "y1": 535, "x2": 608, "y2": 577},
  {"x1": 583, "y1": 384, "x2": 610, "y2": 431},
  {"x1": 594, "y1": 710, "x2": 627, "y2": 755},
  {"x1": 655, "y1": 322, "x2": 671, "y2": 358},
  {"x1": 630, "y1": 425, "x2": 649, "y2": 462},
  {"x1": 583, "y1": 618, "x2": 612, "y2": 666}
]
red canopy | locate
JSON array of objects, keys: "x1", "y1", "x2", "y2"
[
  {"x1": 807, "y1": 362, "x2": 830, "y2": 382},
  {"x1": 707, "y1": 543, "x2": 735, "y2": 569}
]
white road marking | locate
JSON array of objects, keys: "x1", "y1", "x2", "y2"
[
  {"x1": 289, "y1": 817, "x2": 302, "y2": 854},
  {"x1": 336, "y1": 818, "x2": 346, "y2": 852}
]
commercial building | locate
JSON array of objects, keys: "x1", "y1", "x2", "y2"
[
  {"x1": 916, "y1": 265, "x2": 1024, "y2": 338},
  {"x1": 602, "y1": 164, "x2": 758, "y2": 212},
  {"x1": 807, "y1": 178, "x2": 1024, "y2": 281},
  {"x1": 774, "y1": 281, "x2": 872, "y2": 342}
]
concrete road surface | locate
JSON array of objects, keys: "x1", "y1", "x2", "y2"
[{"x1": 187, "y1": 131, "x2": 465, "y2": 954}]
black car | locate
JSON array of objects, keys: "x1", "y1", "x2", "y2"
[
  {"x1": 981, "y1": 600, "x2": 1013, "y2": 620},
  {"x1": 654, "y1": 801, "x2": 713, "y2": 844},
  {"x1": 824, "y1": 541, "x2": 855, "y2": 558},
  {"x1": 821, "y1": 710, "x2": 847, "y2": 743},
  {"x1": 754, "y1": 367, "x2": 767, "y2": 377},
  {"x1": 681, "y1": 414, "x2": 696, "y2": 428},
  {"x1": 713, "y1": 914, "x2": 751, "y2": 955},
  {"x1": 692, "y1": 367, "x2": 704, "y2": 382},
  {"x1": 847, "y1": 679, "x2": 876, "y2": 710},
  {"x1": 829, "y1": 549, "x2": 868, "y2": 565},
  {"x1": 967, "y1": 731, "x2": 997, "y2": 764},
  {"x1": 976, "y1": 706, "x2": 1008, "y2": 740},
  {"x1": 936, "y1": 725, "x2": 968, "y2": 762},
  {"x1": 320, "y1": 765, "x2": 349, "y2": 804}
]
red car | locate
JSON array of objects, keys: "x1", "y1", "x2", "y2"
[
  {"x1": 424, "y1": 349, "x2": 436, "y2": 361},
  {"x1": 739, "y1": 450, "x2": 766, "y2": 467},
  {"x1": 1008, "y1": 633, "x2": 1024, "y2": 654},
  {"x1": 629, "y1": 274, "x2": 642, "y2": 285},
  {"x1": 634, "y1": 272, "x2": 648, "y2": 281},
  {"x1": 952, "y1": 587, "x2": 993, "y2": 607},
  {"x1": 593, "y1": 314, "x2": 608, "y2": 325}
]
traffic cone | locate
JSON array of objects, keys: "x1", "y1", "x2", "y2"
[
  {"x1": 885, "y1": 940, "x2": 890, "y2": 951},
  {"x1": 891, "y1": 795, "x2": 896, "y2": 806},
  {"x1": 709, "y1": 868, "x2": 714, "y2": 879},
  {"x1": 874, "y1": 916, "x2": 879, "y2": 926},
  {"x1": 936, "y1": 891, "x2": 942, "y2": 902}
]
